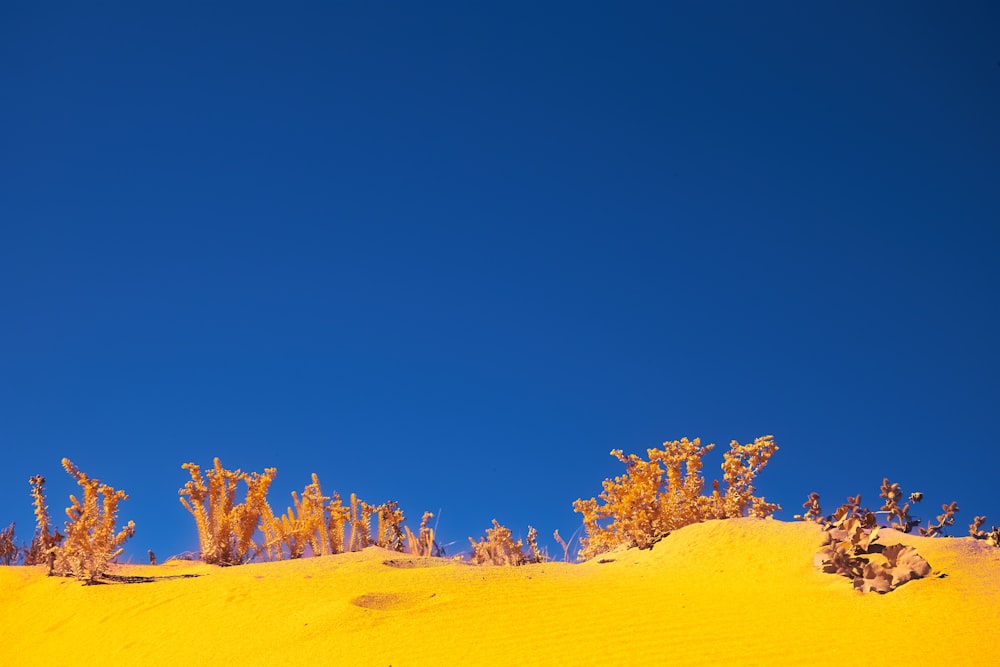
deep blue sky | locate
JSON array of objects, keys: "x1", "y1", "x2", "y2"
[{"x1": 2, "y1": 2, "x2": 998, "y2": 562}]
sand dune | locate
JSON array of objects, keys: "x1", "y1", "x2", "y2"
[{"x1": 2, "y1": 518, "x2": 997, "y2": 666}]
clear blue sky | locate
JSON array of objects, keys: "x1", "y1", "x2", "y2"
[{"x1": 3, "y1": 2, "x2": 998, "y2": 562}]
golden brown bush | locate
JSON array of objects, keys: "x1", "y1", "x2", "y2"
[
  {"x1": 468, "y1": 520, "x2": 544, "y2": 566},
  {"x1": 573, "y1": 436, "x2": 780, "y2": 560},
  {"x1": 52, "y1": 458, "x2": 136, "y2": 582},
  {"x1": 260, "y1": 473, "x2": 331, "y2": 560},
  {"x1": 179, "y1": 458, "x2": 276, "y2": 565}
]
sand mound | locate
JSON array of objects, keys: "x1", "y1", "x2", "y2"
[{"x1": 2, "y1": 519, "x2": 997, "y2": 666}]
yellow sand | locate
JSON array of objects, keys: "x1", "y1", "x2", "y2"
[{"x1": 2, "y1": 519, "x2": 997, "y2": 666}]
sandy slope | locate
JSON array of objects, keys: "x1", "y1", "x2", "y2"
[{"x1": 1, "y1": 519, "x2": 997, "y2": 666}]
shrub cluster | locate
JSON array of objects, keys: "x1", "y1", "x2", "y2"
[
  {"x1": 573, "y1": 436, "x2": 780, "y2": 560},
  {"x1": 180, "y1": 459, "x2": 445, "y2": 564},
  {"x1": 19, "y1": 460, "x2": 135, "y2": 583}
]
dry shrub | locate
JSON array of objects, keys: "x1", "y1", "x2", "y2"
[
  {"x1": 798, "y1": 479, "x2": 960, "y2": 537},
  {"x1": 52, "y1": 458, "x2": 136, "y2": 582},
  {"x1": 405, "y1": 512, "x2": 442, "y2": 557},
  {"x1": 260, "y1": 473, "x2": 332, "y2": 560},
  {"x1": 326, "y1": 491, "x2": 351, "y2": 554},
  {"x1": 814, "y1": 504, "x2": 932, "y2": 594},
  {"x1": 468, "y1": 520, "x2": 544, "y2": 566},
  {"x1": 255, "y1": 471, "x2": 432, "y2": 560},
  {"x1": 375, "y1": 500, "x2": 405, "y2": 552},
  {"x1": 0, "y1": 523, "x2": 19, "y2": 565},
  {"x1": 573, "y1": 436, "x2": 780, "y2": 560},
  {"x1": 347, "y1": 493, "x2": 374, "y2": 552},
  {"x1": 179, "y1": 458, "x2": 277, "y2": 565},
  {"x1": 970, "y1": 516, "x2": 1000, "y2": 547},
  {"x1": 25, "y1": 475, "x2": 63, "y2": 568}
]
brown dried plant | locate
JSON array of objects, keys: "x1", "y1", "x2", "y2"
[
  {"x1": 53, "y1": 458, "x2": 136, "y2": 583},
  {"x1": 879, "y1": 478, "x2": 921, "y2": 533},
  {"x1": 405, "y1": 511, "x2": 444, "y2": 557},
  {"x1": 179, "y1": 458, "x2": 277, "y2": 565},
  {"x1": 969, "y1": 516, "x2": 1000, "y2": 547},
  {"x1": 347, "y1": 493, "x2": 374, "y2": 552},
  {"x1": 800, "y1": 480, "x2": 960, "y2": 538},
  {"x1": 573, "y1": 436, "x2": 780, "y2": 560},
  {"x1": 814, "y1": 503, "x2": 932, "y2": 594},
  {"x1": 0, "y1": 523, "x2": 19, "y2": 566},
  {"x1": 25, "y1": 474, "x2": 63, "y2": 569},
  {"x1": 920, "y1": 501, "x2": 960, "y2": 538},
  {"x1": 468, "y1": 520, "x2": 544, "y2": 566},
  {"x1": 375, "y1": 500, "x2": 405, "y2": 552},
  {"x1": 260, "y1": 473, "x2": 332, "y2": 560},
  {"x1": 326, "y1": 492, "x2": 351, "y2": 554},
  {"x1": 795, "y1": 492, "x2": 824, "y2": 523},
  {"x1": 255, "y1": 471, "x2": 429, "y2": 560}
]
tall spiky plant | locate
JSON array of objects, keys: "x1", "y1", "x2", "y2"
[{"x1": 54, "y1": 459, "x2": 135, "y2": 582}]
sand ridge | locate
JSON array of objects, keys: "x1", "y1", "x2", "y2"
[{"x1": 1, "y1": 519, "x2": 997, "y2": 666}]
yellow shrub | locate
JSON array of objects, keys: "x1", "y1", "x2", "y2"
[{"x1": 573, "y1": 436, "x2": 780, "y2": 560}]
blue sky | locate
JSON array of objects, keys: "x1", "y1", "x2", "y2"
[{"x1": 2, "y1": 2, "x2": 998, "y2": 561}]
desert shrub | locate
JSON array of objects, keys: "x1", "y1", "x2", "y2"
[
  {"x1": 969, "y1": 516, "x2": 1000, "y2": 547},
  {"x1": 347, "y1": 493, "x2": 374, "y2": 552},
  {"x1": 405, "y1": 512, "x2": 443, "y2": 557},
  {"x1": 25, "y1": 475, "x2": 64, "y2": 568},
  {"x1": 51, "y1": 459, "x2": 136, "y2": 582},
  {"x1": 179, "y1": 458, "x2": 277, "y2": 565},
  {"x1": 258, "y1": 470, "x2": 419, "y2": 559},
  {"x1": 374, "y1": 500, "x2": 406, "y2": 552},
  {"x1": 573, "y1": 436, "x2": 780, "y2": 560},
  {"x1": 468, "y1": 520, "x2": 545, "y2": 566},
  {"x1": 0, "y1": 522, "x2": 20, "y2": 565},
  {"x1": 260, "y1": 473, "x2": 333, "y2": 560},
  {"x1": 814, "y1": 503, "x2": 933, "y2": 594},
  {"x1": 797, "y1": 480, "x2": 960, "y2": 537}
]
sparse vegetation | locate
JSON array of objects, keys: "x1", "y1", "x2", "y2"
[
  {"x1": 2, "y1": 441, "x2": 994, "y2": 590},
  {"x1": 813, "y1": 502, "x2": 933, "y2": 594},
  {"x1": 25, "y1": 474, "x2": 63, "y2": 568},
  {"x1": 23, "y1": 459, "x2": 137, "y2": 583},
  {"x1": 969, "y1": 516, "x2": 1000, "y2": 547},
  {"x1": 799, "y1": 481, "x2": 969, "y2": 593},
  {"x1": 468, "y1": 520, "x2": 545, "y2": 566},
  {"x1": 0, "y1": 522, "x2": 19, "y2": 565},
  {"x1": 180, "y1": 460, "x2": 442, "y2": 563},
  {"x1": 573, "y1": 436, "x2": 780, "y2": 560},
  {"x1": 405, "y1": 512, "x2": 443, "y2": 557}
]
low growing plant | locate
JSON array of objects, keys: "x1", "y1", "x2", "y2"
[
  {"x1": 796, "y1": 480, "x2": 960, "y2": 537},
  {"x1": 813, "y1": 503, "x2": 932, "y2": 594}
]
